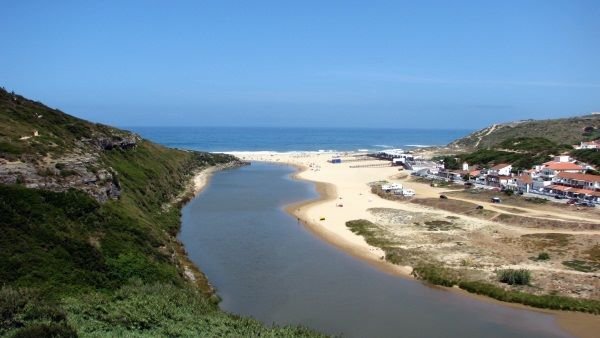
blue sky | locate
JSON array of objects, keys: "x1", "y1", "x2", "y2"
[{"x1": 1, "y1": 1, "x2": 599, "y2": 128}]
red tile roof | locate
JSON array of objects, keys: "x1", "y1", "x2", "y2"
[
  {"x1": 569, "y1": 188, "x2": 600, "y2": 197},
  {"x1": 491, "y1": 163, "x2": 511, "y2": 170},
  {"x1": 548, "y1": 185, "x2": 572, "y2": 192},
  {"x1": 469, "y1": 170, "x2": 481, "y2": 176},
  {"x1": 543, "y1": 162, "x2": 584, "y2": 171},
  {"x1": 557, "y1": 172, "x2": 600, "y2": 183},
  {"x1": 516, "y1": 174, "x2": 533, "y2": 184}
]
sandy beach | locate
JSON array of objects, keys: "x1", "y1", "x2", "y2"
[
  {"x1": 223, "y1": 150, "x2": 600, "y2": 338},
  {"x1": 228, "y1": 151, "x2": 600, "y2": 273},
  {"x1": 230, "y1": 151, "x2": 417, "y2": 276}
]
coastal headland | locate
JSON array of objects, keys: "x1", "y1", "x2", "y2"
[{"x1": 227, "y1": 150, "x2": 600, "y2": 338}]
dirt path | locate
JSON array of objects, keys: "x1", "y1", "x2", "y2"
[
  {"x1": 474, "y1": 124, "x2": 498, "y2": 148},
  {"x1": 448, "y1": 195, "x2": 597, "y2": 224},
  {"x1": 403, "y1": 179, "x2": 598, "y2": 225}
]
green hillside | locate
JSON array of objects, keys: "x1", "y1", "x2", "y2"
[
  {"x1": 438, "y1": 137, "x2": 576, "y2": 171},
  {"x1": 448, "y1": 114, "x2": 600, "y2": 150},
  {"x1": 0, "y1": 88, "x2": 322, "y2": 337}
]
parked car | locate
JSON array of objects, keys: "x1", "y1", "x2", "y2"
[
  {"x1": 566, "y1": 199, "x2": 579, "y2": 205},
  {"x1": 577, "y1": 202, "x2": 596, "y2": 208},
  {"x1": 491, "y1": 197, "x2": 501, "y2": 203},
  {"x1": 464, "y1": 182, "x2": 473, "y2": 188},
  {"x1": 554, "y1": 195, "x2": 565, "y2": 199}
]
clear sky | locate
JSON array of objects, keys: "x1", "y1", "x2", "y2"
[{"x1": 1, "y1": 1, "x2": 599, "y2": 129}]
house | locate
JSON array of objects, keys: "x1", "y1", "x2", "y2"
[
  {"x1": 539, "y1": 162, "x2": 585, "y2": 180},
  {"x1": 575, "y1": 141, "x2": 600, "y2": 150},
  {"x1": 547, "y1": 172, "x2": 600, "y2": 203},
  {"x1": 515, "y1": 174, "x2": 534, "y2": 193},
  {"x1": 553, "y1": 172, "x2": 600, "y2": 191},
  {"x1": 489, "y1": 163, "x2": 512, "y2": 176},
  {"x1": 438, "y1": 169, "x2": 464, "y2": 182},
  {"x1": 486, "y1": 175, "x2": 511, "y2": 188},
  {"x1": 468, "y1": 169, "x2": 481, "y2": 177},
  {"x1": 552, "y1": 155, "x2": 571, "y2": 163},
  {"x1": 485, "y1": 163, "x2": 512, "y2": 187}
]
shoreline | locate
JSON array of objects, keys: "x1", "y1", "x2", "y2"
[
  {"x1": 183, "y1": 157, "x2": 599, "y2": 338},
  {"x1": 273, "y1": 160, "x2": 599, "y2": 338},
  {"x1": 283, "y1": 162, "x2": 414, "y2": 278},
  {"x1": 175, "y1": 162, "x2": 244, "y2": 295}
]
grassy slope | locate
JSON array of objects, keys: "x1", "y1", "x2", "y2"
[
  {"x1": 571, "y1": 149, "x2": 600, "y2": 167},
  {"x1": 0, "y1": 88, "x2": 323, "y2": 337},
  {"x1": 438, "y1": 137, "x2": 575, "y2": 170},
  {"x1": 0, "y1": 87, "x2": 124, "y2": 160},
  {"x1": 449, "y1": 115, "x2": 600, "y2": 150}
]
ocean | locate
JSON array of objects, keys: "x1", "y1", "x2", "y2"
[{"x1": 126, "y1": 127, "x2": 471, "y2": 152}]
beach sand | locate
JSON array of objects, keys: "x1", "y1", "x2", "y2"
[
  {"x1": 225, "y1": 151, "x2": 600, "y2": 338},
  {"x1": 231, "y1": 151, "x2": 417, "y2": 276}
]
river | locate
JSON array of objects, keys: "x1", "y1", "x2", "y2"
[{"x1": 181, "y1": 162, "x2": 570, "y2": 338}]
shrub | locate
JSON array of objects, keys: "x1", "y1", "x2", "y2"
[
  {"x1": 412, "y1": 263, "x2": 460, "y2": 287},
  {"x1": 12, "y1": 323, "x2": 77, "y2": 338},
  {"x1": 497, "y1": 269, "x2": 531, "y2": 285},
  {"x1": 459, "y1": 280, "x2": 600, "y2": 314},
  {"x1": 537, "y1": 252, "x2": 550, "y2": 260},
  {"x1": 0, "y1": 286, "x2": 70, "y2": 336}
]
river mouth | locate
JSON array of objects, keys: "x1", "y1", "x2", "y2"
[{"x1": 181, "y1": 162, "x2": 570, "y2": 338}]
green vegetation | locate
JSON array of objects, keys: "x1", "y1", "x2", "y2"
[
  {"x1": 582, "y1": 126, "x2": 600, "y2": 140},
  {"x1": 0, "y1": 156, "x2": 323, "y2": 336},
  {"x1": 458, "y1": 281, "x2": 600, "y2": 314},
  {"x1": 0, "y1": 88, "x2": 322, "y2": 337},
  {"x1": 562, "y1": 260, "x2": 600, "y2": 273},
  {"x1": 346, "y1": 219, "x2": 394, "y2": 248},
  {"x1": 411, "y1": 264, "x2": 459, "y2": 287},
  {"x1": 346, "y1": 219, "x2": 419, "y2": 266},
  {"x1": 521, "y1": 233, "x2": 572, "y2": 248},
  {"x1": 523, "y1": 197, "x2": 548, "y2": 204},
  {"x1": 423, "y1": 220, "x2": 460, "y2": 231},
  {"x1": 449, "y1": 115, "x2": 600, "y2": 149},
  {"x1": 1, "y1": 282, "x2": 322, "y2": 338},
  {"x1": 0, "y1": 87, "x2": 123, "y2": 159},
  {"x1": 63, "y1": 281, "x2": 323, "y2": 337},
  {"x1": 346, "y1": 218, "x2": 600, "y2": 314},
  {"x1": 438, "y1": 137, "x2": 573, "y2": 170},
  {"x1": 497, "y1": 269, "x2": 531, "y2": 285},
  {"x1": 537, "y1": 252, "x2": 550, "y2": 261},
  {"x1": 497, "y1": 137, "x2": 571, "y2": 153},
  {"x1": 570, "y1": 149, "x2": 600, "y2": 168},
  {"x1": 411, "y1": 263, "x2": 600, "y2": 314}
]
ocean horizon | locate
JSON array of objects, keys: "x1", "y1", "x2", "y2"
[{"x1": 127, "y1": 126, "x2": 472, "y2": 153}]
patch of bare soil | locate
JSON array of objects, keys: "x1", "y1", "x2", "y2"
[
  {"x1": 366, "y1": 207, "x2": 600, "y2": 300},
  {"x1": 412, "y1": 197, "x2": 600, "y2": 230},
  {"x1": 448, "y1": 190, "x2": 600, "y2": 220}
]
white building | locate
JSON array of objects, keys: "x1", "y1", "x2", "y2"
[
  {"x1": 539, "y1": 161, "x2": 585, "y2": 180},
  {"x1": 489, "y1": 163, "x2": 512, "y2": 176},
  {"x1": 575, "y1": 141, "x2": 600, "y2": 150}
]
